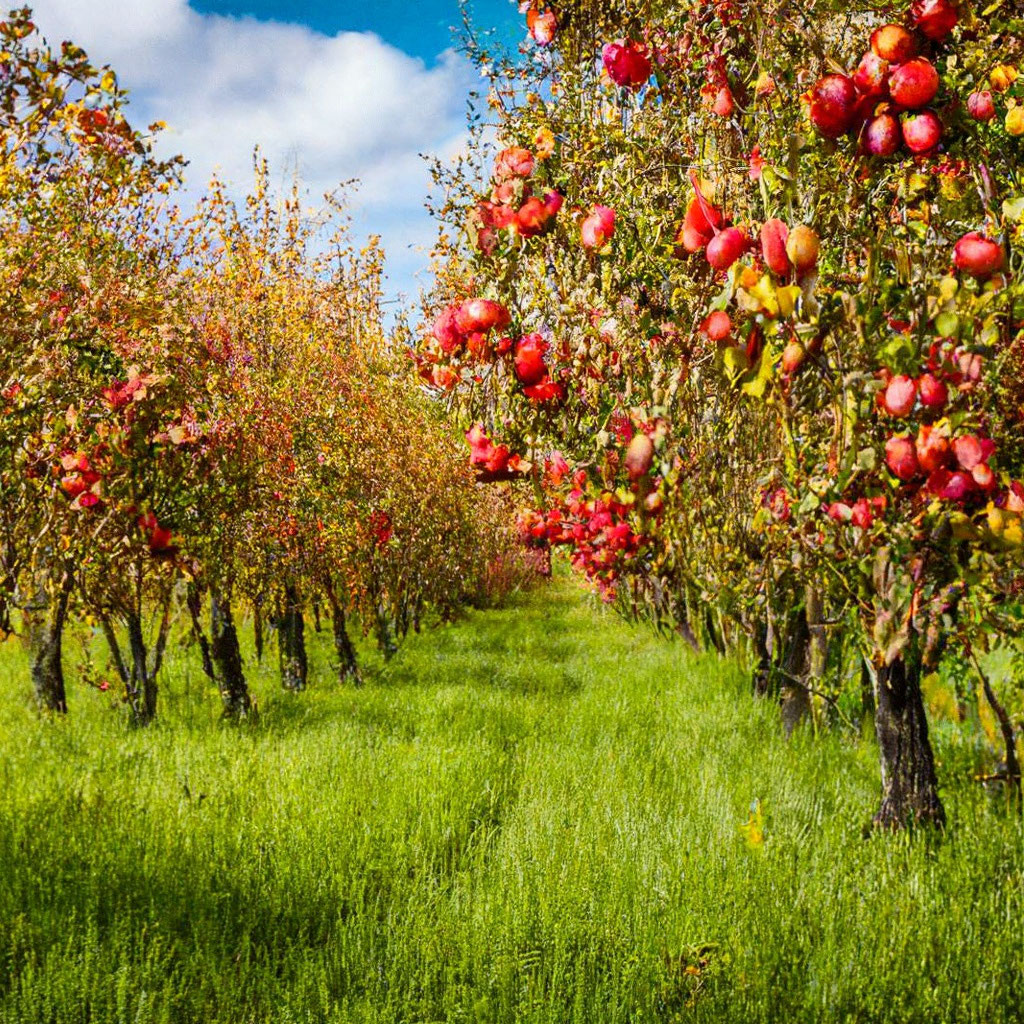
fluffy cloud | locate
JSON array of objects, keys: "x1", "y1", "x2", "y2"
[{"x1": 28, "y1": 0, "x2": 478, "y2": 301}]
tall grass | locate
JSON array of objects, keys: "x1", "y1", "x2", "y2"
[{"x1": 0, "y1": 582, "x2": 1021, "y2": 1023}]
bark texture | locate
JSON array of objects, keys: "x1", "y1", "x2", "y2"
[
  {"x1": 872, "y1": 650, "x2": 945, "y2": 828},
  {"x1": 28, "y1": 572, "x2": 73, "y2": 714},
  {"x1": 278, "y1": 583, "x2": 308, "y2": 691},
  {"x1": 211, "y1": 595, "x2": 252, "y2": 717}
]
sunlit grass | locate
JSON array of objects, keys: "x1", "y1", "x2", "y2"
[{"x1": 0, "y1": 580, "x2": 1021, "y2": 1023}]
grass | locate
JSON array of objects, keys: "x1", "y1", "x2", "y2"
[{"x1": 0, "y1": 579, "x2": 1022, "y2": 1024}]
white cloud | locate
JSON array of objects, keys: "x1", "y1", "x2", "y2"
[{"x1": 28, "y1": 0, "x2": 477, "y2": 303}]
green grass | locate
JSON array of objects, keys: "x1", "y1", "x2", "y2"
[{"x1": 0, "y1": 581, "x2": 1022, "y2": 1024}]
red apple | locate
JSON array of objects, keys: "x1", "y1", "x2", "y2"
[
  {"x1": 809, "y1": 74, "x2": 859, "y2": 138},
  {"x1": 918, "y1": 372, "x2": 948, "y2": 408},
  {"x1": 910, "y1": 0, "x2": 958, "y2": 41},
  {"x1": 953, "y1": 232, "x2": 1004, "y2": 278},
  {"x1": 902, "y1": 110, "x2": 942, "y2": 152},
  {"x1": 916, "y1": 424, "x2": 951, "y2": 472},
  {"x1": 865, "y1": 113, "x2": 901, "y2": 156},
  {"x1": 456, "y1": 298, "x2": 510, "y2": 334},
  {"x1": 854, "y1": 51, "x2": 890, "y2": 97},
  {"x1": 514, "y1": 334, "x2": 548, "y2": 386},
  {"x1": 700, "y1": 311, "x2": 732, "y2": 342},
  {"x1": 883, "y1": 374, "x2": 917, "y2": 416},
  {"x1": 952, "y1": 434, "x2": 984, "y2": 470},
  {"x1": 871, "y1": 24, "x2": 918, "y2": 64},
  {"x1": 966, "y1": 90, "x2": 996, "y2": 121},
  {"x1": 889, "y1": 59, "x2": 939, "y2": 109},
  {"x1": 886, "y1": 435, "x2": 921, "y2": 481},
  {"x1": 602, "y1": 39, "x2": 651, "y2": 89},
  {"x1": 781, "y1": 340, "x2": 806, "y2": 375},
  {"x1": 581, "y1": 205, "x2": 616, "y2": 249},
  {"x1": 706, "y1": 227, "x2": 748, "y2": 271},
  {"x1": 761, "y1": 218, "x2": 791, "y2": 276}
]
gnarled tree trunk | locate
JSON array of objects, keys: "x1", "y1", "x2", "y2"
[
  {"x1": 872, "y1": 646, "x2": 945, "y2": 828},
  {"x1": 27, "y1": 570, "x2": 74, "y2": 714}
]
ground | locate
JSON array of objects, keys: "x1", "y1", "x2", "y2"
[{"x1": 0, "y1": 581, "x2": 1021, "y2": 1023}]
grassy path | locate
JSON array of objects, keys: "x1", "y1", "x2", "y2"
[{"x1": 0, "y1": 581, "x2": 1021, "y2": 1023}]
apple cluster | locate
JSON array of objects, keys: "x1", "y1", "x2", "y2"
[{"x1": 809, "y1": 0, "x2": 958, "y2": 157}]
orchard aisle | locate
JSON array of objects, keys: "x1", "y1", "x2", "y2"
[{"x1": 0, "y1": 579, "x2": 1021, "y2": 1024}]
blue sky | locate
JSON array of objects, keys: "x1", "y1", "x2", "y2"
[
  {"x1": 192, "y1": 0, "x2": 520, "y2": 63},
  {"x1": 28, "y1": 0, "x2": 524, "y2": 308}
]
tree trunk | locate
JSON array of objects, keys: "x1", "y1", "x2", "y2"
[
  {"x1": 872, "y1": 646, "x2": 945, "y2": 828},
  {"x1": 331, "y1": 601, "x2": 361, "y2": 686},
  {"x1": 211, "y1": 594, "x2": 252, "y2": 717},
  {"x1": 278, "y1": 582, "x2": 308, "y2": 691},
  {"x1": 780, "y1": 608, "x2": 812, "y2": 737},
  {"x1": 27, "y1": 571, "x2": 73, "y2": 714},
  {"x1": 186, "y1": 583, "x2": 216, "y2": 683},
  {"x1": 125, "y1": 610, "x2": 158, "y2": 726}
]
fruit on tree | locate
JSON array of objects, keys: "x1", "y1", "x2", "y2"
[
  {"x1": 871, "y1": 24, "x2": 918, "y2": 63},
  {"x1": 886, "y1": 435, "x2": 921, "y2": 481},
  {"x1": 760, "y1": 218, "x2": 791, "y2": 276},
  {"x1": 527, "y1": 8, "x2": 557, "y2": 46},
  {"x1": 865, "y1": 113, "x2": 901, "y2": 155},
  {"x1": 785, "y1": 225, "x2": 820, "y2": 274},
  {"x1": 916, "y1": 424, "x2": 951, "y2": 472},
  {"x1": 917, "y1": 372, "x2": 948, "y2": 408},
  {"x1": 781, "y1": 340, "x2": 806, "y2": 375},
  {"x1": 624, "y1": 433, "x2": 655, "y2": 480},
  {"x1": 882, "y1": 374, "x2": 918, "y2": 416},
  {"x1": 809, "y1": 74, "x2": 859, "y2": 137},
  {"x1": 902, "y1": 110, "x2": 942, "y2": 152},
  {"x1": 889, "y1": 59, "x2": 940, "y2": 109},
  {"x1": 953, "y1": 232, "x2": 1004, "y2": 278},
  {"x1": 513, "y1": 333, "x2": 548, "y2": 386},
  {"x1": 581, "y1": 205, "x2": 615, "y2": 249},
  {"x1": 700, "y1": 311, "x2": 732, "y2": 342},
  {"x1": 706, "y1": 227, "x2": 748, "y2": 271},
  {"x1": 456, "y1": 298, "x2": 510, "y2": 334},
  {"x1": 854, "y1": 52, "x2": 890, "y2": 97},
  {"x1": 966, "y1": 91, "x2": 996, "y2": 121},
  {"x1": 602, "y1": 39, "x2": 651, "y2": 89},
  {"x1": 910, "y1": 0, "x2": 958, "y2": 41}
]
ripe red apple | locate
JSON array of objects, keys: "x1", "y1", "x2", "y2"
[
  {"x1": 581, "y1": 205, "x2": 616, "y2": 249},
  {"x1": 700, "y1": 311, "x2": 732, "y2": 342},
  {"x1": 953, "y1": 232, "x2": 1004, "y2": 278},
  {"x1": 917, "y1": 372, "x2": 948, "y2": 409},
  {"x1": 882, "y1": 374, "x2": 917, "y2": 416},
  {"x1": 527, "y1": 8, "x2": 557, "y2": 46},
  {"x1": 432, "y1": 304, "x2": 463, "y2": 353},
  {"x1": 902, "y1": 110, "x2": 942, "y2": 152},
  {"x1": 602, "y1": 39, "x2": 651, "y2": 89},
  {"x1": 680, "y1": 196, "x2": 723, "y2": 253},
  {"x1": 624, "y1": 433, "x2": 655, "y2": 479},
  {"x1": 930, "y1": 469, "x2": 975, "y2": 500},
  {"x1": 910, "y1": 0, "x2": 958, "y2": 41},
  {"x1": 706, "y1": 227, "x2": 748, "y2": 271},
  {"x1": 809, "y1": 74, "x2": 859, "y2": 138},
  {"x1": 781, "y1": 340, "x2": 806, "y2": 375},
  {"x1": 966, "y1": 90, "x2": 996, "y2": 121},
  {"x1": 972, "y1": 463, "x2": 996, "y2": 490},
  {"x1": 952, "y1": 434, "x2": 984, "y2": 470},
  {"x1": 871, "y1": 24, "x2": 918, "y2": 64},
  {"x1": 916, "y1": 424, "x2": 951, "y2": 472},
  {"x1": 854, "y1": 51, "x2": 890, "y2": 97},
  {"x1": 886, "y1": 435, "x2": 921, "y2": 481},
  {"x1": 514, "y1": 334, "x2": 548, "y2": 386},
  {"x1": 760, "y1": 218, "x2": 791, "y2": 276},
  {"x1": 456, "y1": 298, "x2": 510, "y2": 334},
  {"x1": 889, "y1": 59, "x2": 939, "y2": 109},
  {"x1": 865, "y1": 113, "x2": 901, "y2": 156},
  {"x1": 786, "y1": 225, "x2": 820, "y2": 274}
]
